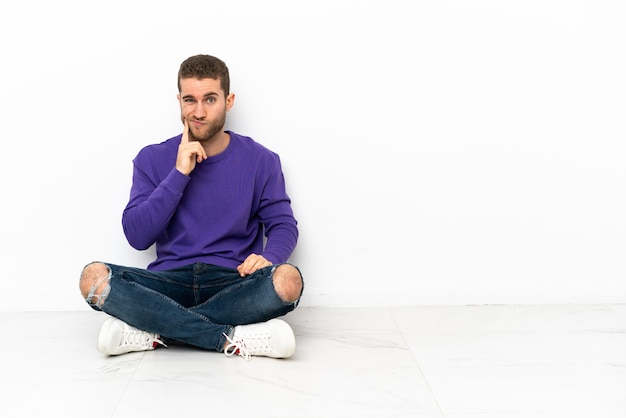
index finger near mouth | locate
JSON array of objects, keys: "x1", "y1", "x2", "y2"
[{"x1": 181, "y1": 119, "x2": 189, "y2": 143}]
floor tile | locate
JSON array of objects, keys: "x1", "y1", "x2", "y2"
[
  {"x1": 118, "y1": 346, "x2": 441, "y2": 417},
  {"x1": 424, "y1": 363, "x2": 626, "y2": 416},
  {"x1": 403, "y1": 330, "x2": 626, "y2": 367}
]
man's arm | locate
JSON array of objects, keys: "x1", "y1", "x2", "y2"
[
  {"x1": 237, "y1": 154, "x2": 299, "y2": 276},
  {"x1": 122, "y1": 121, "x2": 206, "y2": 250},
  {"x1": 122, "y1": 166, "x2": 188, "y2": 250}
]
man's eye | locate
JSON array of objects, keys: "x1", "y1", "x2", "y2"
[
  {"x1": 184, "y1": 98, "x2": 195, "y2": 104},
  {"x1": 206, "y1": 97, "x2": 216, "y2": 103}
]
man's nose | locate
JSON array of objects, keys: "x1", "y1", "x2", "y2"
[{"x1": 193, "y1": 102, "x2": 206, "y2": 118}]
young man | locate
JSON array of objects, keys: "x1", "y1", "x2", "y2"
[{"x1": 79, "y1": 54, "x2": 303, "y2": 360}]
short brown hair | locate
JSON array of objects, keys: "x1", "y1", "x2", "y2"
[{"x1": 177, "y1": 54, "x2": 230, "y2": 95}]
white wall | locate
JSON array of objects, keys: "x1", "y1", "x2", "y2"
[{"x1": 0, "y1": 0, "x2": 624, "y2": 311}]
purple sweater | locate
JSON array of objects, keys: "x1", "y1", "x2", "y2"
[{"x1": 122, "y1": 131, "x2": 298, "y2": 271}]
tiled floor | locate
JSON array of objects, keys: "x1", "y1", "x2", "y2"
[{"x1": 1, "y1": 305, "x2": 625, "y2": 417}]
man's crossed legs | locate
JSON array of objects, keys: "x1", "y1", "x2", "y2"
[{"x1": 79, "y1": 262, "x2": 303, "y2": 360}]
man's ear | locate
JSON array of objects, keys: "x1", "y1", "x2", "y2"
[{"x1": 226, "y1": 93, "x2": 236, "y2": 111}]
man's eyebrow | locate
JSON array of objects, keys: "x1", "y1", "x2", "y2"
[{"x1": 181, "y1": 92, "x2": 220, "y2": 100}]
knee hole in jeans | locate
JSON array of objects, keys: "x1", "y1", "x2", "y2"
[
  {"x1": 79, "y1": 262, "x2": 112, "y2": 308},
  {"x1": 272, "y1": 264, "x2": 303, "y2": 303}
]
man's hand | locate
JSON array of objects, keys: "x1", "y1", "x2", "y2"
[
  {"x1": 176, "y1": 119, "x2": 207, "y2": 176},
  {"x1": 237, "y1": 253, "x2": 272, "y2": 277}
]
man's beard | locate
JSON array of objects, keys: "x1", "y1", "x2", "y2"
[{"x1": 189, "y1": 111, "x2": 226, "y2": 143}]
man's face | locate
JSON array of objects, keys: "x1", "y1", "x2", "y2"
[{"x1": 177, "y1": 77, "x2": 234, "y2": 142}]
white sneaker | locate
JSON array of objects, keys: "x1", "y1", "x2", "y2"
[
  {"x1": 224, "y1": 319, "x2": 296, "y2": 360},
  {"x1": 97, "y1": 317, "x2": 166, "y2": 356}
]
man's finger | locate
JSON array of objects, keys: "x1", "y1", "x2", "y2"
[{"x1": 181, "y1": 119, "x2": 189, "y2": 144}]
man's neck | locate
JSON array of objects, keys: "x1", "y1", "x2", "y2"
[{"x1": 201, "y1": 131, "x2": 230, "y2": 157}]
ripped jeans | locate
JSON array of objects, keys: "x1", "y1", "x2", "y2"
[{"x1": 82, "y1": 262, "x2": 302, "y2": 352}]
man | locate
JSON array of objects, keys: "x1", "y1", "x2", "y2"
[{"x1": 79, "y1": 54, "x2": 303, "y2": 360}]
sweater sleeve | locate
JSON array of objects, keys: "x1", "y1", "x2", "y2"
[
  {"x1": 258, "y1": 155, "x2": 299, "y2": 264},
  {"x1": 122, "y1": 163, "x2": 190, "y2": 251}
]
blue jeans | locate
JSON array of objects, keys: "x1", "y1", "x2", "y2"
[{"x1": 84, "y1": 262, "x2": 303, "y2": 352}]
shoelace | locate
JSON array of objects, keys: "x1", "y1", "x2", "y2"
[
  {"x1": 223, "y1": 332, "x2": 272, "y2": 361},
  {"x1": 122, "y1": 324, "x2": 166, "y2": 350},
  {"x1": 223, "y1": 333, "x2": 252, "y2": 361}
]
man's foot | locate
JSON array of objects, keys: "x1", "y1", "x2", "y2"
[
  {"x1": 97, "y1": 317, "x2": 165, "y2": 356},
  {"x1": 223, "y1": 318, "x2": 296, "y2": 360}
]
